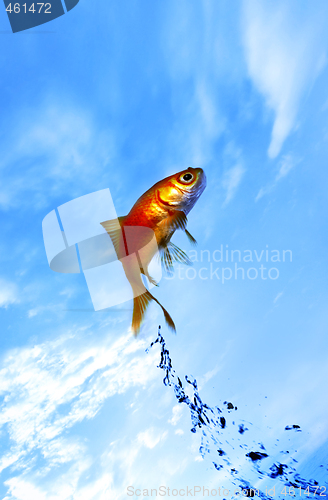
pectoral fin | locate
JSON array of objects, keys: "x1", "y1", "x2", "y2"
[
  {"x1": 185, "y1": 229, "x2": 197, "y2": 246},
  {"x1": 161, "y1": 210, "x2": 188, "y2": 232},
  {"x1": 132, "y1": 290, "x2": 175, "y2": 336},
  {"x1": 160, "y1": 242, "x2": 192, "y2": 274}
]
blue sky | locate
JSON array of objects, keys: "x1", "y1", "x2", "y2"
[{"x1": 0, "y1": 0, "x2": 328, "y2": 498}]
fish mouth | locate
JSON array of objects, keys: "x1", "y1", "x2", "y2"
[{"x1": 195, "y1": 168, "x2": 206, "y2": 191}]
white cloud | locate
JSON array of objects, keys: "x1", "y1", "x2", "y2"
[
  {"x1": 197, "y1": 365, "x2": 221, "y2": 389},
  {"x1": 161, "y1": 78, "x2": 225, "y2": 168},
  {"x1": 222, "y1": 164, "x2": 245, "y2": 205},
  {"x1": 168, "y1": 405, "x2": 183, "y2": 426},
  {"x1": 273, "y1": 291, "x2": 283, "y2": 304},
  {"x1": 255, "y1": 154, "x2": 298, "y2": 201},
  {"x1": 4, "y1": 456, "x2": 94, "y2": 500},
  {"x1": 0, "y1": 279, "x2": 19, "y2": 308},
  {"x1": 0, "y1": 330, "x2": 159, "y2": 480},
  {"x1": 275, "y1": 154, "x2": 296, "y2": 181},
  {"x1": 242, "y1": 0, "x2": 328, "y2": 158},
  {"x1": 137, "y1": 428, "x2": 168, "y2": 449},
  {"x1": 27, "y1": 309, "x2": 38, "y2": 318},
  {"x1": 1, "y1": 326, "x2": 189, "y2": 499},
  {"x1": 0, "y1": 102, "x2": 115, "y2": 210},
  {"x1": 160, "y1": 1, "x2": 228, "y2": 167}
]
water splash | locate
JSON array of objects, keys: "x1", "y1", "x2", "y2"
[{"x1": 147, "y1": 327, "x2": 328, "y2": 497}]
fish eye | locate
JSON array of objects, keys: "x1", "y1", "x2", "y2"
[{"x1": 179, "y1": 172, "x2": 194, "y2": 184}]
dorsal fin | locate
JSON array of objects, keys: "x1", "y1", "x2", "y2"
[{"x1": 100, "y1": 216, "x2": 126, "y2": 258}]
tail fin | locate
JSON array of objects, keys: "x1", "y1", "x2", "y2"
[{"x1": 132, "y1": 290, "x2": 176, "y2": 336}]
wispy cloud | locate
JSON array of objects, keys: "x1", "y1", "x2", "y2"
[
  {"x1": 137, "y1": 428, "x2": 168, "y2": 449},
  {"x1": 0, "y1": 101, "x2": 115, "y2": 211},
  {"x1": 168, "y1": 404, "x2": 183, "y2": 426},
  {"x1": 219, "y1": 141, "x2": 246, "y2": 206},
  {"x1": 242, "y1": 0, "x2": 328, "y2": 158},
  {"x1": 0, "y1": 278, "x2": 19, "y2": 308},
  {"x1": 255, "y1": 154, "x2": 299, "y2": 201},
  {"x1": 275, "y1": 154, "x2": 296, "y2": 181},
  {"x1": 160, "y1": 1, "x2": 228, "y2": 167},
  {"x1": 222, "y1": 163, "x2": 245, "y2": 205},
  {"x1": 273, "y1": 291, "x2": 284, "y2": 304},
  {"x1": 0, "y1": 329, "x2": 158, "y2": 482}
]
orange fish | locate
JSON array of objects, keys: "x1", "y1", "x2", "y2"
[{"x1": 101, "y1": 167, "x2": 206, "y2": 335}]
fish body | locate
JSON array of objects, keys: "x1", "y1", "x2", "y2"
[{"x1": 101, "y1": 167, "x2": 206, "y2": 335}]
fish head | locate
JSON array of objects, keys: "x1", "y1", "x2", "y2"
[
  {"x1": 157, "y1": 167, "x2": 206, "y2": 213},
  {"x1": 156, "y1": 167, "x2": 206, "y2": 213}
]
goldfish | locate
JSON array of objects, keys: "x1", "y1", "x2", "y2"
[{"x1": 101, "y1": 167, "x2": 206, "y2": 335}]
